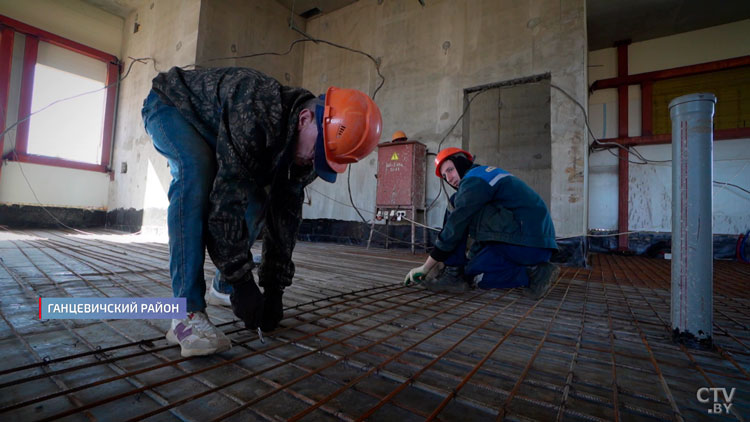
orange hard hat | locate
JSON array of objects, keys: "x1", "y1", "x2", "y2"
[
  {"x1": 434, "y1": 147, "x2": 473, "y2": 178},
  {"x1": 321, "y1": 86, "x2": 383, "y2": 173},
  {"x1": 391, "y1": 130, "x2": 407, "y2": 142}
]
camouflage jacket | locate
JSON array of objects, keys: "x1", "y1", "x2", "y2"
[{"x1": 152, "y1": 67, "x2": 317, "y2": 290}]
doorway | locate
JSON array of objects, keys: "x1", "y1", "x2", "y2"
[{"x1": 462, "y1": 74, "x2": 552, "y2": 206}]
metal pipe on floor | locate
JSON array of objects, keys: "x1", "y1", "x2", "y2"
[{"x1": 669, "y1": 93, "x2": 716, "y2": 350}]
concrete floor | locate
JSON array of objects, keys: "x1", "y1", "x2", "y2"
[{"x1": 0, "y1": 229, "x2": 748, "y2": 421}]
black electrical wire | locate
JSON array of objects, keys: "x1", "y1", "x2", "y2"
[
  {"x1": 286, "y1": 1, "x2": 384, "y2": 99},
  {"x1": 436, "y1": 88, "x2": 491, "y2": 151},
  {"x1": 2, "y1": 17, "x2": 388, "y2": 227},
  {"x1": 425, "y1": 178, "x2": 449, "y2": 212},
  {"x1": 0, "y1": 57, "x2": 152, "y2": 234},
  {"x1": 0, "y1": 56, "x2": 145, "y2": 141},
  {"x1": 550, "y1": 83, "x2": 673, "y2": 165},
  {"x1": 714, "y1": 181, "x2": 750, "y2": 195},
  {"x1": 1, "y1": 22, "x2": 396, "y2": 244},
  {"x1": 346, "y1": 166, "x2": 368, "y2": 224},
  {"x1": 5, "y1": 19, "x2": 745, "y2": 246}
]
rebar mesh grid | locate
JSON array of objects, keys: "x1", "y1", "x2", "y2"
[{"x1": 0, "y1": 229, "x2": 748, "y2": 421}]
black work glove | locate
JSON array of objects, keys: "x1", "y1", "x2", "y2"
[
  {"x1": 230, "y1": 281, "x2": 264, "y2": 330},
  {"x1": 260, "y1": 288, "x2": 284, "y2": 332}
]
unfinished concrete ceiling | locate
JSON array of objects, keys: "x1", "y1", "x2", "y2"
[
  {"x1": 274, "y1": 0, "x2": 357, "y2": 18},
  {"x1": 588, "y1": 0, "x2": 750, "y2": 50},
  {"x1": 82, "y1": 0, "x2": 750, "y2": 51},
  {"x1": 80, "y1": 0, "x2": 358, "y2": 20},
  {"x1": 80, "y1": 0, "x2": 142, "y2": 19}
]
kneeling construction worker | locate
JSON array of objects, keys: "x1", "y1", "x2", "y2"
[
  {"x1": 142, "y1": 66, "x2": 382, "y2": 357},
  {"x1": 404, "y1": 148, "x2": 559, "y2": 298}
]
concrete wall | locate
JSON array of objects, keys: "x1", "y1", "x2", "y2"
[
  {"x1": 300, "y1": 0, "x2": 588, "y2": 237},
  {"x1": 106, "y1": 0, "x2": 587, "y2": 237},
  {"x1": 196, "y1": 0, "x2": 306, "y2": 86},
  {"x1": 106, "y1": 0, "x2": 308, "y2": 233},
  {"x1": 588, "y1": 20, "x2": 750, "y2": 235},
  {"x1": 106, "y1": 0, "x2": 200, "y2": 232},
  {"x1": 0, "y1": 162, "x2": 110, "y2": 208},
  {"x1": 0, "y1": 0, "x2": 122, "y2": 210}
]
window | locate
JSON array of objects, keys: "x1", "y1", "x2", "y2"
[
  {"x1": 652, "y1": 67, "x2": 750, "y2": 135},
  {"x1": 0, "y1": 15, "x2": 118, "y2": 173}
]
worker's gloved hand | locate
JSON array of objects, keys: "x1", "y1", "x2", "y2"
[
  {"x1": 230, "y1": 280, "x2": 264, "y2": 330},
  {"x1": 404, "y1": 265, "x2": 428, "y2": 286},
  {"x1": 260, "y1": 288, "x2": 284, "y2": 332}
]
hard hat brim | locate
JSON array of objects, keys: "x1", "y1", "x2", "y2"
[{"x1": 314, "y1": 105, "x2": 337, "y2": 183}]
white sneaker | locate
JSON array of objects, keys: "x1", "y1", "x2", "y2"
[
  {"x1": 206, "y1": 283, "x2": 231, "y2": 307},
  {"x1": 165, "y1": 311, "x2": 231, "y2": 357}
]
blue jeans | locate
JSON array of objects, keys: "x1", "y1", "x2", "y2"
[
  {"x1": 142, "y1": 90, "x2": 263, "y2": 311},
  {"x1": 466, "y1": 243, "x2": 552, "y2": 289},
  {"x1": 442, "y1": 237, "x2": 552, "y2": 289}
]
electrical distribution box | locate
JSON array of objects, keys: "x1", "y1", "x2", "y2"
[
  {"x1": 375, "y1": 141, "x2": 426, "y2": 212},
  {"x1": 369, "y1": 141, "x2": 427, "y2": 253}
]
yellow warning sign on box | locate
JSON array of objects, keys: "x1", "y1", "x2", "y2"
[{"x1": 391, "y1": 153, "x2": 399, "y2": 160}]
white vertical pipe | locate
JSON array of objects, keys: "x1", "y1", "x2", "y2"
[{"x1": 669, "y1": 93, "x2": 716, "y2": 349}]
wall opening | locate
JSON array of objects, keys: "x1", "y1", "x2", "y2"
[{"x1": 462, "y1": 74, "x2": 552, "y2": 207}]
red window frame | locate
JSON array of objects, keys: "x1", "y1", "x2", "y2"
[{"x1": 0, "y1": 15, "x2": 119, "y2": 173}]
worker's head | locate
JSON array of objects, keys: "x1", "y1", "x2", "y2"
[
  {"x1": 391, "y1": 130, "x2": 407, "y2": 142},
  {"x1": 434, "y1": 147, "x2": 474, "y2": 188},
  {"x1": 294, "y1": 98, "x2": 323, "y2": 168},
  {"x1": 296, "y1": 87, "x2": 383, "y2": 183}
]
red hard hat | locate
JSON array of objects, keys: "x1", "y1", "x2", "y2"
[
  {"x1": 322, "y1": 86, "x2": 383, "y2": 173},
  {"x1": 434, "y1": 147, "x2": 473, "y2": 178}
]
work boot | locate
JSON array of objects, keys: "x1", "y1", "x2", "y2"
[
  {"x1": 422, "y1": 266, "x2": 470, "y2": 293},
  {"x1": 525, "y1": 262, "x2": 560, "y2": 300},
  {"x1": 166, "y1": 311, "x2": 231, "y2": 357}
]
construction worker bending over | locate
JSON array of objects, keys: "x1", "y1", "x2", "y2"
[
  {"x1": 404, "y1": 148, "x2": 559, "y2": 298},
  {"x1": 142, "y1": 66, "x2": 382, "y2": 357}
]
